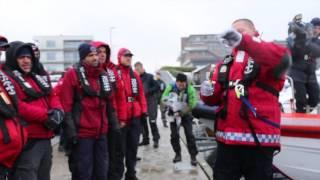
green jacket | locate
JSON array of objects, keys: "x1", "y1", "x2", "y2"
[{"x1": 161, "y1": 83, "x2": 198, "y2": 112}]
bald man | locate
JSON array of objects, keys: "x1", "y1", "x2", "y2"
[{"x1": 201, "y1": 19, "x2": 291, "y2": 180}]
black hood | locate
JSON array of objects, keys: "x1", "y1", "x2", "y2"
[{"x1": 5, "y1": 41, "x2": 36, "y2": 74}]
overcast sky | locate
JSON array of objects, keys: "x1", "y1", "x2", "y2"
[{"x1": 1, "y1": 0, "x2": 319, "y2": 72}]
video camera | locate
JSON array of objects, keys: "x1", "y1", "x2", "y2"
[
  {"x1": 288, "y1": 14, "x2": 313, "y2": 40},
  {"x1": 162, "y1": 92, "x2": 188, "y2": 114}
]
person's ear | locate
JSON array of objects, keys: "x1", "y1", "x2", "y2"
[{"x1": 254, "y1": 30, "x2": 260, "y2": 37}]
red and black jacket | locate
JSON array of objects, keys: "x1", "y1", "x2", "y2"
[{"x1": 201, "y1": 34, "x2": 291, "y2": 147}]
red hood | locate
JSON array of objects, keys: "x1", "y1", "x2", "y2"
[
  {"x1": 90, "y1": 41, "x2": 109, "y2": 49},
  {"x1": 117, "y1": 48, "x2": 129, "y2": 62},
  {"x1": 104, "y1": 61, "x2": 116, "y2": 70},
  {"x1": 90, "y1": 41, "x2": 111, "y2": 63},
  {"x1": 117, "y1": 48, "x2": 133, "y2": 69}
]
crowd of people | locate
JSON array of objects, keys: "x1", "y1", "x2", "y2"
[
  {"x1": 0, "y1": 33, "x2": 199, "y2": 180},
  {"x1": 0, "y1": 15, "x2": 320, "y2": 180}
]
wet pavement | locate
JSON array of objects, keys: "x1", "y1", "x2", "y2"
[{"x1": 51, "y1": 118, "x2": 210, "y2": 180}]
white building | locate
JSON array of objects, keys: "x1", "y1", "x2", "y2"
[{"x1": 33, "y1": 35, "x2": 93, "y2": 72}]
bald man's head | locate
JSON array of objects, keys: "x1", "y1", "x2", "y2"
[{"x1": 232, "y1": 18, "x2": 258, "y2": 36}]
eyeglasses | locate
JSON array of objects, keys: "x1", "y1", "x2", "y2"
[{"x1": 124, "y1": 54, "x2": 133, "y2": 57}]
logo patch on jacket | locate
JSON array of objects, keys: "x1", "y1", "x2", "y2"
[
  {"x1": 235, "y1": 51, "x2": 245, "y2": 62},
  {"x1": 244, "y1": 58, "x2": 255, "y2": 74},
  {"x1": 220, "y1": 65, "x2": 227, "y2": 73}
]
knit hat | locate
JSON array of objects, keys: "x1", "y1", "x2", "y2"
[
  {"x1": 78, "y1": 43, "x2": 97, "y2": 60},
  {"x1": 311, "y1": 17, "x2": 320, "y2": 27},
  {"x1": 17, "y1": 47, "x2": 32, "y2": 58}
]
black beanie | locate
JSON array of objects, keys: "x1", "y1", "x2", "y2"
[
  {"x1": 311, "y1": 17, "x2": 320, "y2": 27},
  {"x1": 78, "y1": 43, "x2": 97, "y2": 60},
  {"x1": 17, "y1": 47, "x2": 32, "y2": 58},
  {"x1": 176, "y1": 73, "x2": 187, "y2": 82}
]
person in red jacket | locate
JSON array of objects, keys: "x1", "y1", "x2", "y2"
[
  {"x1": 201, "y1": 19, "x2": 291, "y2": 180},
  {"x1": 116, "y1": 48, "x2": 147, "y2": 180},
  {"x1": 90, "y1": 41, "x2": 127, "y2": 180},
  {"x1": 0, "y1": 68, "x2": 27, "y2": 180},
  {"x1": 60, "y1": 43, "x2": 116, "y2": 180},
  {"x1": 3, "y1": 41, "x2": 63, "y2": 180},
  {"x1": 90, "y1": 41, "x2": 127, "y2": 124}
]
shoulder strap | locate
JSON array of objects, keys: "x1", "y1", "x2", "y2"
[
  {"x1": 129, "y1": 68, "x2": 139, "y2": 97},
  {"x1": 106, "y1": 68, "x2": 117, "y2": 89},
  {"x1": 3, "y1": 68, "x2": 46, "y2": 101},
  {"x1": 74, "y1": 63, "x2": 111, "y2": 98},
  {"x1": 171, "y1": 83, "x2": 178, "y2": 93},
  {"x1": 30, "y1": 73, "x2": 52, "y2": 94},
  {"x1": 0, "y1": 71, "x2": 20, "y2": 145},
  {"x1": 217, "y1": 55, "x2": 234, "y2": 119},
  {"x1": 0, "y1": 70, "x2": 18, "y2": 113},
  {"x1": 99, "y1": 72, "x2": 112, "y2": 98},
  {"x1": 217, "y1": 55, "x2": 233, "y2": 89},
  {"x1": 74, "y1": 63, "x2": 97, "y2": 97}
]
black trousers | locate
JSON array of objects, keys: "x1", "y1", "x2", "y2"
[
  {"x1": 141, "y1": 96, "x2": 160, "y2": 142},
  {"x1": 159, "y1": 103, "x2": 166, "y2": 121},
  {"x1": 169, "y1": 115, "x2": 198, "y2": 156},
  {"x1": 294, "y1": 80, "x2": 319, "y2": 113},
  {"x1": 118, "y1": 118, "x2": 141, "y2": 179},
  {"x1": 0, "y1": 166, "x2": 9, "y2": 180},
  {"x1": 214, "y1": 142, "x2": 275, "y2": 180},
  {"x1": 68, "y1": 135, "x2": 108, "y2": 180},
  {"x1": 59, "y1": 123, "x2": 67, "y2": 149},
  {"x1": 107, "y1": 129, "x2": 123, "y2": 180},
  {"x1": 9, "y1": 139, "x2": 52, "y2": 180}
]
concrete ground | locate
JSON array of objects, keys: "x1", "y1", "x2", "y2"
[{"x1": 51, "y1": 119, "x2": 210, "y2": 180}]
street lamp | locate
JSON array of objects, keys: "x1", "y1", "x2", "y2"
[
  {"x1": 108, "y1": 27, "x2": 116, "y2": 62},
  {"x1": 109, "y1": 26, "x2": 115, "y2": 47}
]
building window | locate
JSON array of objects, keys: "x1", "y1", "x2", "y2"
[
  {"x1": 64, "y1": 41, "x2": 84, "y2": 49},
  {"x1": 64, "y1": 51, "x2": 79, "y2": 61},
  {"x1": 46, "y1": 40, "x2": 56, "y2": 48},
  {"x1": 47, "y1": 52, "x2": 56, "y2": 61},
  {"x1": 44, "y1": 64, "x2": 64, "y2": 72}
]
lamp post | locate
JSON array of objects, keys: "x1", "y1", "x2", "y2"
[
  {"x1": 108, "y1": 27, "x2": 116, "y2": 61},
  {"x1": 109, "y1": 26, "x2": 115, "y2": 47}
]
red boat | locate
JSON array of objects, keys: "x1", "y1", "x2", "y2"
[{"x1": 273, "y1": 113, "x2": 320, "y2": 180}]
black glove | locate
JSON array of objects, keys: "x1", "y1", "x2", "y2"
[
  {"x1": 65, "y1": 136, "x2": 78, "y2": 156},
  {"x1": 44, "y1": 109, "x2": 64, "y2": 130},
  {"x1": 221, "y1": 29, "x2": 242, "y2": 47},
  {"x1": 106, "y1": 102, "x2": 120, "y2": 131},
  {"x1": 63, "y1": 112, "x2": 78, "y2": 156},
  {"x1": 141, "y1": 113, "x2": 148, "y2": 121}
]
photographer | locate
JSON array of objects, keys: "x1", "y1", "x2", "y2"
[{"x1": 288, "y1": 15, "x2": 320, "y2": 113}]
